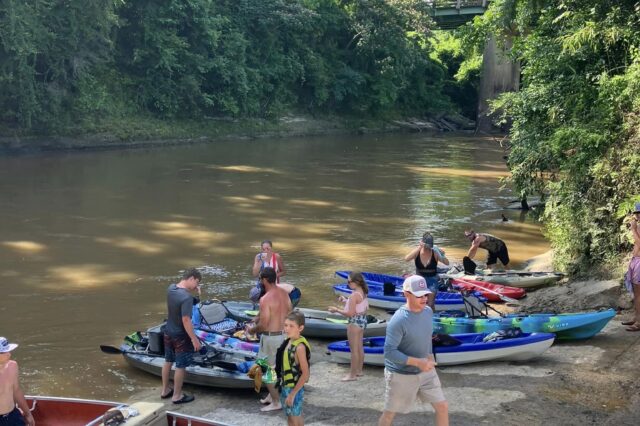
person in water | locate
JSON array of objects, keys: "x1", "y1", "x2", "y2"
[
  {"x1": 275, "y1": 311, "x2": 310, "y2": 426},
  {"x1": 0, "y1": 337, "x2": 35, "y2": 426},
  {"x1": 404, "y1": 232, "x2": 449, "y2": 310},
  {"x1": 623, "y1": 203, "x2": 640, "y2": 331},
  {"x1": 251, "y1": 240, "x2": 287, "y2": 303},
  {"x1": 378, "y1": 275, "x2": 448, "y2": 426},
  {"x1": 246, "y1": 267, "x2": 292, "y2": 412},
  {"x1": 464, "y1": 229, "x2": 510, "y2": 270},
  {"x1": 328, "y1": 271, "x2": 369, "y2": 381},
  {"x1": 161, "y1": 268, "x2": 202, "y2": 404}
]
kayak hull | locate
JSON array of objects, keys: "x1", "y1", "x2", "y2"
[
  {"x1": 327, "y1": 333, "x2": 555, "y2": 366},
  {"x1": 433, "y1": 309, "x2": 616, "y2": 340},
  {"x1": 444, "y1": 271, "x2": 563, "y2": 288},
  {"x1": 451, "y1": 277, "x2": 526, "y2": 302}
]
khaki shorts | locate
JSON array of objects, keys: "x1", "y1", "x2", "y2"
[
  {"x1": 258, "y1": 333, "x2": 285, "y2": 366},
  {"x1": 383, "y1": 368, "x2": 446, "y2": 413}
]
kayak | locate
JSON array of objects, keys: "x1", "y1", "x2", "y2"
[
  {"x1": 433, "y1": 308, "x2": 616, "y2": 340},
  {"x1": 327, "y1": 332, "x2": 555, "y2": 366},
  {"x1": 335, "y1": 270, "x2": 526, "y2": 302},
  {"x1": 26, "y1": 395, "x2": 232, "y2": 425},
  {"x1": 115, "y1": 328, "x2": 258, "y2": 389},
  {"x1": 443, "y1": 270, "x2": 563, "y2": 288},
  {"x1": 333, "y1": 282, "x2": 486, "y2": 311},
  {"x1": 450, "y1": 277, "x2": 526, "y2": 302},
  {"x1": 219, "y1": 300, "x2": 388, "y2": 338}
]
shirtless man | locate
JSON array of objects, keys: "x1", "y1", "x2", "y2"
[
  {"x1": 623, "y1": 203, "x2": 640, "y2": 331},
  {"x1": 465, "y1": 230, "x2": 510, "y2": 270},
  {"x1": 0, "y1": 337, "x2": 35, "y2": 426},
  {"x1": 246, "y1": 266, "x2": 292, "y2": 412}
]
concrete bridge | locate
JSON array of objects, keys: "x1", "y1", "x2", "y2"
[{"x1": 429, "y1": 0, "x2": 490, "y2": 29}]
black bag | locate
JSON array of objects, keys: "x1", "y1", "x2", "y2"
[
  {"x1": 432, "y1": 333, "x2": 462, "y2": 347},
  {"x1": 463, "y1": 256, "x2": 477, "y2": 274},
  {"x1": 383, "y1": 282, "x2": 396, "y2": 296}
]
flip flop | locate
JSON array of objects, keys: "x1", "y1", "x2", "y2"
[
  {"x1": 160, "y1": 388, "x2": 174, "y2": 399},
  {"x1": 260, "y1": 403, "x2": 282, "y2": 412},
  {"x1": 172, "y1": 394, "x2": 195, "y2": 404},
  {"x1": 626, "y1": 324, "x2": 640, "y2": 332},
  {"x1": 621, "y1": 320, "x2": 636, "y2": 326}
]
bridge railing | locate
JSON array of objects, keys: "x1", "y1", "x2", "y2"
[{"x1": 428, "y1": 0, "x2": 488, "y2": 9}]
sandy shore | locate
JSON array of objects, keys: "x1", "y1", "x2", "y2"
[{"x1": 125, "y1": 318, "x2": 639, "y2": 425}]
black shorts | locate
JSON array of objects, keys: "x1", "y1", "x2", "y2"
[
  {"x1": 0, "y1": 407, "x2": 25, "y2": 426},
  {"x1": 487, "y1": 243, "x2": 509, "y2": 266}
]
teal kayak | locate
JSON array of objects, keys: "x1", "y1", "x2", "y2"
[{"x1": 433, "y1": 309, "x2": 615, "y2": 340}]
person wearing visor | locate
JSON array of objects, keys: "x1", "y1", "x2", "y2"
[
  {"x1": 404, "y1": 232, "x2": 449, "y2": 310},
  {"x1": 378, "y1": 275, "x2": 448, "y2": 426},
  {"x1": 464, "y1": 230, "x2": 510, "y2": 271}
]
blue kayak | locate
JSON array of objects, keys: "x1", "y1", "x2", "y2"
[
  {"x1": 336, "y1": 270, "x2": 444, "y2": 286},
  {"x1": 333, "y1": 282, "x2": 486, "y2": 311},
  {"x1": 433, "y1": 309, "x2": 615, "y2": 340},
  {"x1": 327, "y1": 332, "x2": 555, "y2": 366}
]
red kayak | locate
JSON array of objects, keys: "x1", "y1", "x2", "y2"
[{"x1": 451, "y1": 277, "x2": 526, "y2": 302}]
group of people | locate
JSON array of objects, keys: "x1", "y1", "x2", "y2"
[{"x1": 1, "y1": 233, "x2": 509, "y2": 426}]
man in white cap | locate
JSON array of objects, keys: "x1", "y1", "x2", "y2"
[
  {"x1": 0, "y1": 337, "x2": 34, "y2": 426},
  {"x1": 378, "y1": 275, "x2": 448, "y2": 426},
  {"x1": 623, "y1": 203, "x2": 640, "y2": 331}
]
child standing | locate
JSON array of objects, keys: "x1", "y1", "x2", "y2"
[
  {"x1": 0, "y1": 337, "x2": 35, "y2": 426},
  {"x1": 328, "y1": 271, "x2": 369, "y2": 381},
  {"x1": 276, "y1": 311, "x2": 310, "y2": 426}
]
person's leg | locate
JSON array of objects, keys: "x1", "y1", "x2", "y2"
[
  {"x1": 172, "y1": 367, "x2": 186, "y2": 401},
  {"x1": 486, "y1": 250, "x2": 498, "y2": 271},
  {"x1": 378, "y1": 411, "x2": 396, "y2": 426},
  {"x1": 498, "y1": 244, "x2": 510, "y2": 269},
  {"x1": 432, "y1": 400, "x2": 449, "y2": 426},
  {"x1": 355, "y1": 326, "x2": 365, "y2": 377},
  {"x1": 343, "y1": 325, "x2": 358, "y2": 381},
  {"x1": 260, "y1": 383, "x2": 282, "y2": 411},
  {"x1": 161, "y1": 362, "x2": 173, "y2": 396},
  {"x1": 633, "y1": 282, "x2": 640, "y2": 324}
]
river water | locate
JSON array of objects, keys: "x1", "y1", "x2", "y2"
[{"x1": 0, "y1": 133, "x2": 549, "y2": 400}]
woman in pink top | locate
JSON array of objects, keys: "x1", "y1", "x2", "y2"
[{"x1": 328, "y1": 271, "x2": 369, "y2": 381}]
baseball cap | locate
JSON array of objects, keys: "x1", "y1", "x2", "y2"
[
  {"x1": 0, "y1": 337, "x2": 18, "y2": 353},
  {"x1": 402, "y1": 275, "x2": 432, "y2": 297}
]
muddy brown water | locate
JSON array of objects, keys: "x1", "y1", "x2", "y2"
[{"x1": 0, "y1": 133, "x2": 549, "y2": 400}]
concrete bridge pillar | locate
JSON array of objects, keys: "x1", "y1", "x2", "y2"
[{"x1": 477, "y1": 35, "x2": 520, "y2": 132}]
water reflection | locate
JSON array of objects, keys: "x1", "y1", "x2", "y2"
[{"x1": 0, "y1": 133, "x2": 549, "y2": 399}]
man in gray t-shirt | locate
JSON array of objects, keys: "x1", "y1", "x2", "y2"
[
  {"x1": 161, "y1": 268, "x2": 202, "y2": 405},
  {"x1": 379, "y1": 275, "x2": 449, "y2": 426}
]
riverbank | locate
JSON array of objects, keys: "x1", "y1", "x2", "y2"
[
  {"x1": 122, "y1": 263, "x2": 639, "y2": 425},
  {"x1": 0, "y1": 113, "x2": 477, "y2": 155}
]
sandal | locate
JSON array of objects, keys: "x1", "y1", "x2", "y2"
[
  {"x1": 172, "y1": 394, "x2": 195, "y2": 404},
  {"x1": 626, "y1": 324, "x2": 640, "y2": 332},
  {"x1": 160, "y1": 388, "x2": 173, "y2": 399},
  {"x1": 622, "y1": 320, "x2": 636, "y2": 326}
]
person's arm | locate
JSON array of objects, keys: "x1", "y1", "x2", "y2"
[
  {"x1": 12, "y1": 363, "x2": 35, "y2": 426},
  {"x1": 467, "y1": 236, "x2": 482, "y2": 259},
  {"x1": 252, "y1": 253, "x2": 264, "y2": 276},
  {"x1": 276, "y1": 254, "x2": 286, "y2": 279},
  {"x1": 248, "y1": 298, "x2": 270, "y2": 334},
  {"x1": 284, "y1": 344, "x2": 310, "y2": 407},
  {"x1": 182, "y1": 315, "x2": 201, "y2": 352},
  {"x1": 404, "y1": 242, "x2": 423, "y2": 262},
  {"x1": 384, "y1": 319, "x2": 435, "y2": 372},
  {"x1": 434, "y1": 246, "x2": 449, "y2": 266},
  {"x1": 328, "y1": 293, "x2": 359, "y2": 317}
]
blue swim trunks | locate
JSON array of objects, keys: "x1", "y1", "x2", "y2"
[
  {"x1": 280, "y1": 387, "x2": 304, "y2": 417},
  {"x1": 425, "y1": 276, "x2": 439, "y2": 296}
]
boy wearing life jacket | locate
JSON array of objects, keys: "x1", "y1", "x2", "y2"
[{"x1": 275, "y1": 311, "x2": 310, "y2": 426}]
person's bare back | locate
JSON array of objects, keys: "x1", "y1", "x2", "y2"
[
  {"x1": 259, "y1": 287, "x2": 292, "y2": 332},
  {"x1": 0, "y1": 360, "x2": 18, "y2": 414}
]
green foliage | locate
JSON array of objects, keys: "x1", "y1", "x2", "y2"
[
  {"x1": 0, "y1": 0, "x2": 456, "y2": 129},
  {"x1": 469, "y1": 0, "x2": 640, "y2": 274}
]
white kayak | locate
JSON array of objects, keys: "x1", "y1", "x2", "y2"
[
  {"x1": 327, "y1": 332, "x2": 555, "y2": 366},
  {"x1": 443, "y1": 270, "x2": 563, "y2": 289}
]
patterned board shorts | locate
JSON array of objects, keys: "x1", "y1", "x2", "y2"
[
  {"x1": 348, "y1": 314, "x2": 368, "y2": 329},
  {"x1": 280, "y1": 386, "x2": 305, "y2": 417}
]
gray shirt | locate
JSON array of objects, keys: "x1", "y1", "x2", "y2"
[
  {"x1": 384, "y1": 305, "x2": 433, "y2": 374},
  {"x1": 165, "y1": 284, "x2": 193, "y2": 337}
]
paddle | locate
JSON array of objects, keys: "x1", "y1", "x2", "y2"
[
  {"x1": 100, "y1": 345, "x2": 135, "y2": 355},
  {"x1": 453, "y1": 279, "x2": 520, "y2": 304}
]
